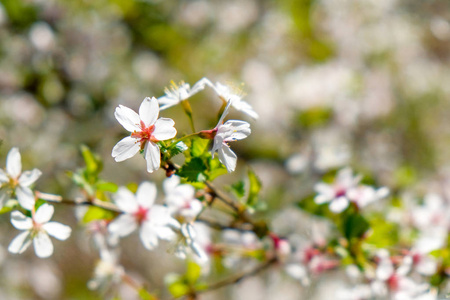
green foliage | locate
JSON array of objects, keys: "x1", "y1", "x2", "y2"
[
  {"x1": 177, "y1": 157, "x2": 208, "y2": 182},
  {"x1": 166, "y1": 261, "x2": 206, "y2": 298},
  {"x1": 160, "y1": 141, "x2": 188, "y2": 162},
  {"x1": 365, "y1": 215, "x2": 399, "y2": 248},
  {"x1": 296, "y1": 107, "x2": 333, "y2": 129},
  {"x1": 246, "y1": 168, "x2": 262, "y2": 209},
  {"x1": 82, "y1": 206, "x2": 115, "y2": 223},
  {"x1": 343, "y1": 214, "x2": 370, "y2": 240},
  {"x1": 231, "y1": 181, "x2": 245, "y2": 198}
]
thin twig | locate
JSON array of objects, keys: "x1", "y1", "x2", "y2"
[
  {"x1": 35, "y1": 191, "x2": 122, "y2": 213},
  {"x1": 201, "y1": 257, "x2": 277, "y2": 293}
]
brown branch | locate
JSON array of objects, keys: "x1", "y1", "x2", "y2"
[
  {"x1": 35, "y1": 191, "x2": 122, "y2": 213},
  {"x1": 200, "y1": 257, "x2": 277, "y2": 293}
]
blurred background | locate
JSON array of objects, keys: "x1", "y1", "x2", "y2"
[{"x1": 1, "y1": 0, "x2": 450, "y2": 299}]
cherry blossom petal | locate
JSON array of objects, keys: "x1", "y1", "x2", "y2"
[
  {"x1": 144, "y1": 142, "x2": 160, "y2": 173},
  {"x1": 33, "y1": 231, "x2": 54, "y2": 258},
  {"x1": 6, "y1": 147, "x2": 21, "y2": 179},
  {"x1": 114, "y1": 187, "x2": 138, "y2": 213},
  {"x1": 233, "y1": 100, "x2": 259, "y2": 120},
  {"x1": 163, "y1": 175, "x2": 181, "y2": 194},
  {"x1": 376, "y1": 259, "x2": 394, "y2": 281},
  {"x1": 108, "y1": 214, "x2": 137, "y2": 237},
  {"x1": 139, "y1": 226, "x2": 158, "y2": 250},
  {"x1": 0, "y1": 169, "x2": 8, "y2": 183},
  {"x1": 139, "y1": 97, "x2": 159, "y2": 127},
  {"x1": 136, "y1": 181, "x2": 156, "y2": 208},
  {"x1": 111, "y1": 136, "x2": 140, "y2": 162},
  {"x1": 114, "y1": 105, "x2": 141, "y2": 132},
  {"x1": 314, "y1": 194, "x2": 332, "y2": 205},
  {"x1": 43, "y1": 222, "x2": 72, "y2": 240},
  {"x1": 10, "y1": 211, "x2": 33, "y2": 230},
  {"x1": 329, "y1": 197, "x2": 349, "y2": 213},
  {"x1": 218, "y1": 144, "x2": 237, "y2": 172},
  {"x1": 18, "y1": 169, "x2": 42, "y2": 187},
  {"x1": 220, "y1": 120, "x2": 251, "y2": 141},
  {"x1": 153, "y1": 118, "x2": 177, "y2": 141},
  {"x1": 35, "y1": 204, "x2": 54, "y2": 224},
  {"x1": 416, "y1": 256, "x2": 437, "y2": 276},
  {"x1": 16, "y1": 185, "x2": 36, "y2": 211},
  {"x1": 8, "y1": 231, "x2": 32, "y2": 254},
  {"x1": 155, "y1": 226, "x2": 176, "y2": 241}
]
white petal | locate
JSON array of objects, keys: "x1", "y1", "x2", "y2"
[
  {"x1": 233, "y1": 100, "x2": 259, "y2": 119},
  {"x1": 144, "y1": 142, "x2": 160, "y2": 173},
  {"x1": 155, "y1": 225, "x2": 176, "y2": 241},
  {"x1": 153, "y1": 118, "x2": 177, "y2": 141},
  {"x1": 139, "y1": 226, "x2": 158, "y2": 250},
  {"x1": 218, "y1": 144, "x2": 237, "y2": 173},
  {"x1": 163, "y1": 175, "x2": 181, "y2": 194},
  {"x1": 6, "y1": 147, "x2": 21, "y2": 179},
  {"x1": 329, "y1": 197, "x2": 349, "y2": 213},
  {"x1": 191, "y1": 77, "x2": 210, "y2": 94},
  {"x1": 216, "y1": 99, "x2": 234, "y2": 126},
  {"x1": 416, "y1": 256, "x2": 437, "y2": 276},
  {"x1": 33, "y1": 232, "x2": 54, "y2": 258},
  {"x1": 34, "y1": 203, "x2": 54, "y2": 224},
  {"x1": 10, "y1": 211, "x2": 33, "y2": 230},
  {"x1": 114, "y1": 105, "x2": 141, "y2": 132},
  {"x1": 8, "y1": 231, "x2": 32, "y2": 254},
  {"x1": 16, "y1": 185, "x2": 36, "y2": 211},
  {"x1": 136, "y1": 181, "x2": 157, "y2": 208},
  {"x1": 314, "y1": 194, "x2": 331, "y2": 205},
  {"x1": 139, "y1": 97, "x2": 159, "y2": 127},
  {"x1": 108, "y1": 214, "x2": 137, "y2": 237},
  {"x1": 0, "y1": 169, "x2": 8, "y2": 183},
  {"x1": 111, "y1": 136, "x2": 140, "y2": 162},
  {"x1": 43, "y1": 222, "x2": 72, "y2": 240},
  {"x1": 18, "y1": 169, "x2": 42, "y2": 187},
  {"x1": 220, "y1": 120, "x2": 251, "y2": 141},
  {"x1": 114, "y1": 187, "x2": 138, "y2": 213},
  {"x1": 376, "y1": 258, "x2": 394, "y2": 281}
]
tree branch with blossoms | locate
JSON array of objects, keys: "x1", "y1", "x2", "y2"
[{"x1": 0, "y1": 77, "x2": 446, "y2": 300}]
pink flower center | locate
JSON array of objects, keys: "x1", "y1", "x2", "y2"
[
  {"x1": 387, "y1": 274, "x2": 400, "y2": 291},
  {"x1": 134, "y1": 206, "x2": 148, "y2": 224},
  {"x1": 131, "y1": 121, "x2": 158, "y2": 149},
  {"x1": 334, "y1": 187, "x2": 346, "y2": 198}
]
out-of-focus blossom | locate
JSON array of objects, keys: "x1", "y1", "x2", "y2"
[
  {"x1": 175, "y1": 222, "x2": 211, "y2": 265},
  {"x1": 347, "y1": 185, "x2": 389, "y2": 209},
  {"x1": 0, "y1": 147, "x2": 41, "y2": 210},
  {"x1": 108, "y1": 182, "x2": 180, "y2": 250},
  {"x1": 371, "y1": 249, "x2": 434, "y2": 300},
  {"x1": 88, "y1": 249, "x2": 124, "y2": 292},
  {"x1": 222, "y1": 229, "x2": 262, "y2": 269},
  {"x1": 112, "y1": 97, "x2": 177, "y2": 173},
  {"x1": 163, "y1": 175, "x2": 203, "y2": 222},
  {"x1": 158, "y1": 80, "x2": 206, "y2": 110},
  {"x1": 314, "y1": 168, "x2": 361, "y2": 213},
  {"x1": 402, "y1": 248, "x2": 437, "y2": 277},
  {"x1": 8, "y1": 203, "x2": 72, "y2": 258}
]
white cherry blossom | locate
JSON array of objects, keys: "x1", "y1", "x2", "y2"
[
  {"x1": 158, "y1": 80, "x2": 206, "y2": 110},
  {"x1": 175, "y1": 222, "x2": 210, "y2": 265},
  {"x1": 8, "y1": 203, "x2": 72, "y2": 258},
  {"x1": 108, "y1": 181, "x2": 180, "y2": 250},
  {"x1": 314, "y1": 168, "x2": 361, "y2": 213},
  {"x1": 0, "y1": 147, "x2": 41, "y2": 210},
  {"x1": 200, "y1": 78, "x2": 259, "y2": 119},
  {"x1": 88, "y1": 248, "x2": 124, "y2": 292},
  {"x1": 112, "y1": 97, "x2": 177, "y2": 173},
  {"x1": 163, "y1": 175, "x2": 202, "y2": 221},
  {"x1": 202, "y1": 100, "x2": 251, "y2": 172}
]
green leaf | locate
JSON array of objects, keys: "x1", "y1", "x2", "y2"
[
  {"x1": 191, "y1": 137, "x2": 210, "y2": 158},
  {"x1": 247, "y1": 168, "x2": 262, "y2": 207},
  {"x1": 165, "y1": 274, "x2": 190, "y2": 298},
  {"x1": 137, "y1": 288, "x2": 156, "y2": 300},
  {"x1": 69, "y1": 171, "x2": 95, "y2": 196},
  {"x1": 365, "y1": 216, "x2": 399, "y2": 248},
  {"x1": 80, "y1": 144, "x2": 102, "y2": 176},
  {"x1": 96, "y1": 181, "x2": 118, "y2": 193},
  {"x1": 231, "y1": 181, "x2": 245, "y2": 198},
  {"x1": 207, "y1": 157, "x2": 227, "y2": 181},
  {"x1": 82, "y1": 206, "x2": 115, "y2": 223},
  {"x1": 177, "y1": 157, "x2": 207, "y2": 182},
  {"x1": 186, "y1": 261, "x2": 201, "y2": 285},
  {"x1": 343, "y1": 214, "x2": 370, "y2": 240},
  {"x1": 162, "y1": 141, "x2": 188, "y2": 161}
]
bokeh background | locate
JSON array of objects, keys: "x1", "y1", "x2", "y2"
[{"x1": 1, "y1": 0, "x2": 450, "y2": 299}]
